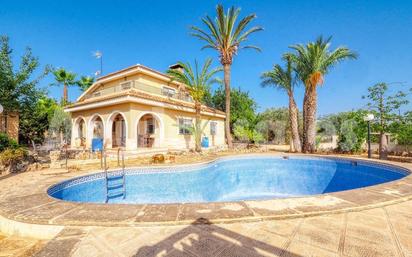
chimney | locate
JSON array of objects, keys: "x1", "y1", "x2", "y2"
[{"x1": 169, "y1": 63, "x2": 184, "y2": 73}]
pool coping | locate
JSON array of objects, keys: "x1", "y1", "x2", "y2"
[{"x1": 1, "y1": 153, "x2": 412, "y2": 233}]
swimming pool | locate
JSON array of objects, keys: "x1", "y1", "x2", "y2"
[{"x1": 48, "y1": 156, "x2": 410, "y2": 204}]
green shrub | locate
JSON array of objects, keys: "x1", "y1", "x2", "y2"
[
  {"x1": 234, "y1": 125, "x2": 264, "y2": 144},
  {"x1": 0, "y1": 148, "x2": 28, "y2": 166},
  {"x1": 0, "y1": 133, "x2": 19, "y2": 152}
]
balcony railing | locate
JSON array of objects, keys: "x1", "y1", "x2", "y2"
[{"x1": 84, "y1": 81, "x2": 193, "y2": 103}]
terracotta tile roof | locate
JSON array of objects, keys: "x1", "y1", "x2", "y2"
[
  {"x1": 79, "y1": 64, "x2": 186, "y2": 102},
  {"x1": 96, "y1": 64, "x2": 180, "y2": 84},
  {"x1": 96, "y1": 65, "x2": 140, "y2": 81},
  {"x1": 65, "y1": 89, "x2": 226, "y2": 116}
]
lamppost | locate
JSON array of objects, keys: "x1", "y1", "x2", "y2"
[{"x1": 364, "y1": 113, "x2": 375, "y2": 158}]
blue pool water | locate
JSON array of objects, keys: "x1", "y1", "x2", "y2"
[{"x1": 48, "y1": 156, "x2": 409, "y2": 204}]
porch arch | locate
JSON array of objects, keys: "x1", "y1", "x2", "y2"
[
  {"x1": 134, "y1": 112, "x2": 164, "y2": 148},
  {"x1": 88, "y1": 114, "x2": 105, "y2": 146},
  {"x1": 106, "y1": 111, "x2": 128, "y2": 148},
  {"x1": 73, "y1": 116, "x2": 87, "y2": 147}
]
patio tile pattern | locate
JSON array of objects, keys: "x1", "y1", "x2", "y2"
[
  {"x1": 31, "y1": 203, "x2": 412, "y2": 256},
  {"x1": 1, "y1": 154, "x2": 412, "y2": 256},
  {"x1": 1, "y1": 154, "x2": 411, "y2": 227}
]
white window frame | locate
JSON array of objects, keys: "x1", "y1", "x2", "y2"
[
  {"x1": 162, "y1": 86, "x2": 176, "y2": 97},
  {"x1": 120, "y1": 81, "x2": 132, "y2": 90},
  {"x1": 210, "y1": 121, "x2": 217, "y2": 135},
  {"x1": 178, "y1": 118, "x2": 192, "y2": 135},
  {"x1": 93, "y1": 91, "x2": 101, "y2": 97}
]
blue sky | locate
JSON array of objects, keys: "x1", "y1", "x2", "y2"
[{"x1": 1, "y1": 0, "x2": 411, "y2": 115}]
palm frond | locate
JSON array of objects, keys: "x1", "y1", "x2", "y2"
[
  {"x1": 288, "y1": 36, "x2": 356, "y2": 87},
  {"x1": 167, "y1": 59, "x2": 221, "y2": 103},
  {"x1": 241, "y1": 45, "x2": 262, "y2": 52},
  {"x1": 191, "y1": 5, "x2": 262, "y2": 64},
  {"x1": 190, "y1": 26, "x2": 217, "y2": 48},
  {"x1": 236, "y1": 26, "x2": 263, "y2": 43}
]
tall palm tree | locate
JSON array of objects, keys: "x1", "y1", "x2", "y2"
[
  {"x1": 261, "y1": 55, "x2": 301, "y2": 152},
  {"x1": 167, "y1": 58, "x2": 222, "y2": 152},
  {"x1": 191, "y1": 4, "x2": 262, "y2": 148},
  {"x1": 51, "y1": 68, "x2": 77, "y2": 105},
  {"x1": 77, "y1": 76, "x2": 95, "y2": 92},
  {"x1": 288, "y1": 36, "x2": 357, "y2": 152}
]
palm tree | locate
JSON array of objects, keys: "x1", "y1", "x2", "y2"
[
  {"x1": 261, "y1": 55, "x2": 301, "y2": 152},
  {"x1": 77, "y1": 76, "x2": 95, "y2": 92},
  {"x1": 191, "y1": 4, "x2": 262, "y2": 148},
  {"x1": 288, "y1": 36, "x2": 357, "y2": 152},
  {"x1": 167, "y1": 58, "x2": 222, "y2": 152},
  {"x1": 51, "y1": 68, "x2": 77, "y2": 105}
]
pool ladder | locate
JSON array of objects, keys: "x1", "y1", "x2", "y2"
[{"x1": 104, "y1": 149, "x2": 126, "y2": 203}]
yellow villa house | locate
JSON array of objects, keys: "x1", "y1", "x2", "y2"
[{"x1": 64, "y1": 64, "x2": 226, "y2": 152}]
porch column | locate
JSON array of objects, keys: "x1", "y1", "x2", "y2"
[{"x1": 70, "y1": 119, "x2": 76, "y2": 148}]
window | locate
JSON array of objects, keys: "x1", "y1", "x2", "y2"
[
  {"x1": 162, "y1": 87, "x2": 176, "y2": 97},
  {"x1": 177, "y1": 91, "x2": 193, "y2": 102},
  {"x1": 93, "y1": 121, "x2": 104, "y2": 138},
  {"x1": 121, "y1": 81, "x2": 132, "y2": 90},
  {"x1": 146, "y1": 118, "x2": 154, "y2": 134},
  {"x1": 178, "y1": 118, "x2": 192, "y2": 135},
  {"x1": 210, "y1": 121, "x2": 217, "y2": 135}
]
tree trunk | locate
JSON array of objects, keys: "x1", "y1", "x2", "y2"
[
  {"x1": 63, "y1": 83, "x2": 68, "y2": 105},
  {"x1": 288, "y1": 93, "x2": 302, "y2": 152},
  {"x1": 378, "y1": 99, "x2": 388, "y2": 159},
  {"x1": 195, "y1": 101, "x2": 202, "y2": 152},
  {"x1": 31, "y1": 139, "x2": 36, "y2": 152},
  {"x1": 223, "y1": 64, "x2": 233, "y2": 148},
  {"x1": 302, "y1": 85, "x2": 317, "y2": 153},
  {"x1": 379, "y1": 132, "x2": 388, "y2": 160},
  {"x1": 289, "y1": 135, "x2": 294, "y2": 152}
]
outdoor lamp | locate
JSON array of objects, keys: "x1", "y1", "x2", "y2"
[
  {"x1": 364, "y1": 113, "x2": 375, "y2": 158},
  {"x1": 0, "y1": 104, "x2": 3, "y2": 114},
  {"x1": 364, "y1": 114, "x2": 375, "y2": 122}
]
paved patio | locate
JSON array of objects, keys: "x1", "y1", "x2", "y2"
[
  {"x1": 0, "y1": 233, "x2": 44, "y2": 257},
  {"x1": 29, "y1": 200, "x2": 412, "y2": 256},
  {"x1": 1, "y1": 154, "x2": 412, "y2": 256}
]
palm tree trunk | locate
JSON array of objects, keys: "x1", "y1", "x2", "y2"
[
  {"x1": 195, "y1": 101, "x2": 202, "y2": 152},
  {"x1": 223, "y1": 64, "x2": 233, "y2": 148},
  {"x1": 63, "y1": 83, "x2": 68, "y2": 106},
  {"x1": 302, "y1": 85, "x2": 317, "y2": 153},
  {"x1": 379, "y1": 132, "x2": 388, "y2": 160},
  {"x1": 288, "y1": 93, "x2": 301, "y2": 152}
]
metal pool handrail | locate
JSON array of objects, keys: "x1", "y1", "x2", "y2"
[{"x1": 105, "y1": 148, "x2": 126, "y2": 203}]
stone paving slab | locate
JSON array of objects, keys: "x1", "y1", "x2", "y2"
[
  {"x1": 52, "y1": 204, "x2": 144, "y2": 225},
  {"x1": 29, "y1": 202, "x2": 412, "y2": 257},
  {"x1": 0, "y1": 233, "x2": 44, "y2": 257},
  {"x1": 177, "y1": 202, "x2": 255, "y2": 221}
]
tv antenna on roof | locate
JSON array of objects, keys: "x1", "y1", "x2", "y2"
[{"x1": 93, "y1": 50, "x2": 103, "y2": 76}]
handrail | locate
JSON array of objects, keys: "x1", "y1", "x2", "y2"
[
  {"x1": 117, "y1": 148, "x2": 121, "y2": 167},
  {"x1": 104, "y1": 149, "x2": 109, "y2": 203},
  {"x1": 104, "y1": 147, "x2": 126, "y2": 202},
  {"x1": 100, "y1": 149, "x2": 103, "y2": 169},
  {"x1": 122, "y1": 149, "x2": 126, "y2": 199}
]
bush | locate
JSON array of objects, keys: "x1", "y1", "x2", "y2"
[
  {"x1": 234, "y1": 125, "x2": 264, "y2": 144},
  {"x1": 0, "y1": 148, "x2": 28, "y2": 166},
  {"x1": 0, "y1": 133, "x2": 19, "y2": 152}
]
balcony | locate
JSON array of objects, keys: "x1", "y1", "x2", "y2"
[{"x1": 84, "y1": 81, "x2": 193, "y2": 103}]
